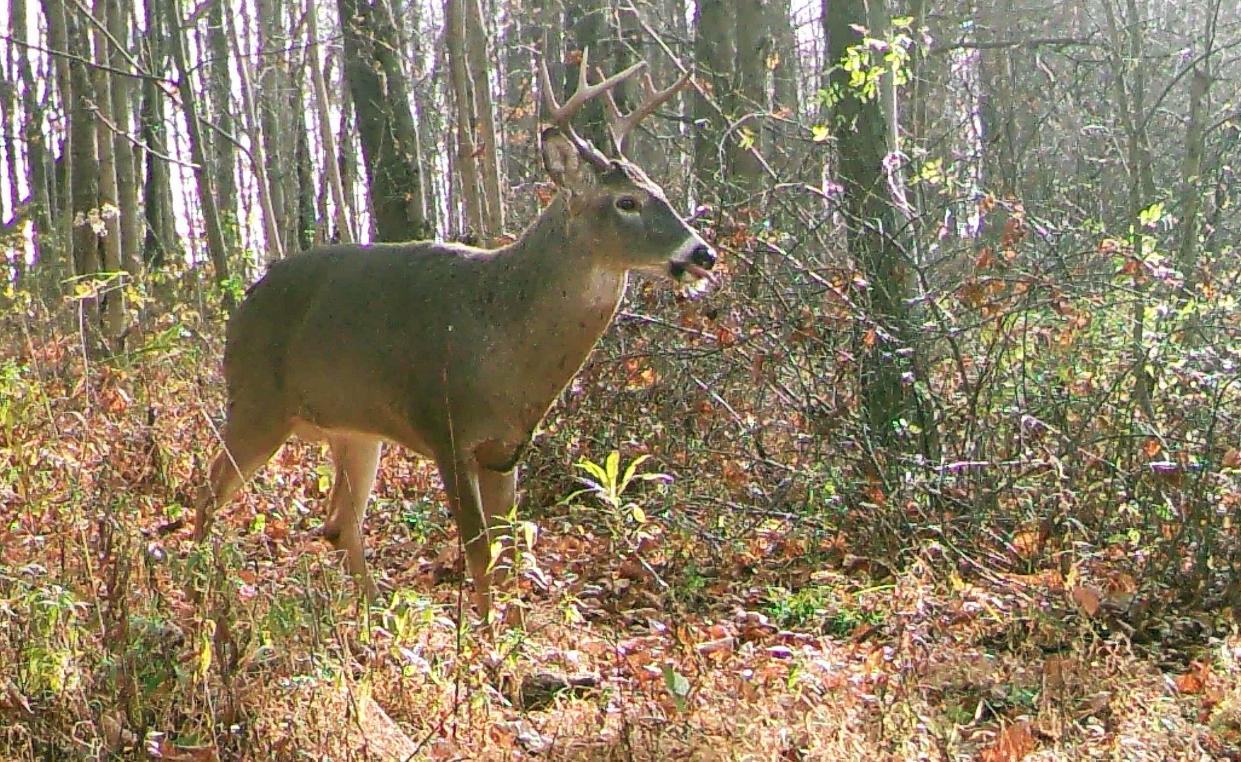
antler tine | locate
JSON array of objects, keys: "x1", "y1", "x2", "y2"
[
  {"x1": 539, "y1": 49, "x2": 647, "y2": 168},
  {"x1": 604, "y1": 68, "x2": 693, "y2": 154},
  {"x1": 539, "y1": 50, "x2": 646, "y2": 129}
]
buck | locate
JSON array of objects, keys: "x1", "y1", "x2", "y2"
[{"x1": 193, "y1": 53, "x2": 716, "y2": 619}]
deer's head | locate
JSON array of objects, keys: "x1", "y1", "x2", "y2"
[{"x1": 539, "y1": 52, "x2": 717, "y2": 283}]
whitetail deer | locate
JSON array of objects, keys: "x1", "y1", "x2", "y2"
[{"x1": 194, "y1": 53, "x2": 716, "y2": 619}]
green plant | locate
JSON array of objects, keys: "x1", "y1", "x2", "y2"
[
  {"x1": 565, "y1": 451, "x2": 669, "y2": 520},
  {"x1": 763, "y1": 585, "x2": 887, "y2": 636}
]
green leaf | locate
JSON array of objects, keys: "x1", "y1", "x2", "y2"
[
  {"x1": 811, "y1": 124, "x2": 831, "y2": 143},
  {"x1": 576, "y1": 459, "x2": 607, "y2": 483},
  {"x1": 620, "y1": 454, "x2": 652, "y2": 491},
  {"x1": 605, "y1": 451, "x2": 620, "y2": 487},
  {"x1": 1138, "y1": 202, "x2": 1164, "y2": 227},
  {"x1": 662, "y1": 665, "x2": 691, "y2": 711}
]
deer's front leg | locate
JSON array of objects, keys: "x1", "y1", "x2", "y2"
[
  {"x1": 436, "y1": 453, "x2": 493, "y2": 619},
  {"x1": 478, "y1": 467, "x2": 519, "y2": 582}
]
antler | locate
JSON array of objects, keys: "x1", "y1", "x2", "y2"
[
  {"x1": 602, "y1": 69, "x2": 692, "y2": 154},
  {"x1": 539, "y1": 48, "x2": 646, "y2": 169}
]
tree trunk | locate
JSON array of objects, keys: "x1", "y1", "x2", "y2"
[
  {"x1": 139, "y1": 0, "x2": 175, "y2": 269},
  {"x1": 166, "y1": 0, "x2": 231, "y2": 294},
  {"x1": 44, "y1": 0, "x2": 76, "y2": 279},
  {"x1": 732, "y1": 0, "x2": 768, "y2": 195},
  {"x1": 444, "y1": 0, "x2": 484, "y2": 238},
  {"x1": 227, "y1": 1, "x2": 285, "y2": 262},
  {"x1": 14, "y1": 0, "x2": 53, "y2": 272},
  {"x1": 768, "y1": 0, "x2": 796, "y2": 113},
  {"x1": 338, "y1": 0, "x2": 431, "y2": 241},
  {"x1": 1177, "y1": 70, "x2": 1210, "y2": 321},
  {"x1": 564, "y1": 0, "x2": 609, "y2": 150},
  {"x1": 106, "y1": 0, "x2": 141, "y2": 280},
  {"x1": 294, "y1": 84, "x2": 316, "y2": 252},
  {"x1": 92, "y1": 0, "x2": 126, "y2": 341},
  {"x1": 207, "y1": 0, "x2": 239, "y2": 253},
  {"x1": 1102, "y1": 0, "x2": 1157, "y2": 424},
  {"x1": 693, "y1": 0, "x2": 734, "y2": 192},
  {"x1": 824, "y1": 0, "x2": 911, "y2": 446},
  {"x1": 256, "y1": 0, "x2": 289, "y2": 259},
  {"x1": 465, "y1": 0, "x2": 504, "y2": 239},
  {"x1": 306, "y1": 0, "x2": 354, "y2": 243}
]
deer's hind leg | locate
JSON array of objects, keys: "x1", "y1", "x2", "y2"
[
  {"x1": 322, "y1": 433, "x2": 383, "y2": 599},
  {"x1": 195, "y1": 409, "x2": 293, "y2": 540}
]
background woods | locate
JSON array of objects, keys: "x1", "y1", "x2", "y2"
[{"x1": 3, "y1": 0, "x2": 1241, "y2": 759}]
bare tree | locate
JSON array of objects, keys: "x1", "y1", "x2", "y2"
[
  {"x1": 138, "y1": 0, "x2": 176, "y2": 268},
  {"x1": 693, "y1": 0, "x2": 733, "y2": 190},
  {"x1": 824, "y1": 0, "x2": 911, "y2": 445},
  {"x1": 306, "y1": 0, "x2": 354, "y2": 243},
  {"x1": 445, "y1": 0, "x2": 485, "y2": 237},
  {"x1": 207, "y1": 0, "x2": 239, "y2": 253},
  {"x1": 338, "y1": 0, "x2": 430, "y2": 241},
  {"x1": 466, "y1": 0, "x2": 504, "y2": 238},
  {"x1": 91, "y1": 0, "x2": 125, "y2": 339},
  {"x1": 166, "y1": 0, "x2": 231, "y2": 291}
]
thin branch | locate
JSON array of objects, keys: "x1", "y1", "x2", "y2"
[
  {"x1": 0, "y1": 33, "x2": 172, "y2": 86},
  {"x1": 931, "y1": 35, "x2": 1100, "y2": 54}
]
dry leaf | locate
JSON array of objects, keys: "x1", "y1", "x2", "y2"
[
  {"x1": 979, "y1": 720, "x2": 1036, "y2": 762},
  {"x1": 1174, "y1": 661, "x2": 1211, "y2": 695},
  {"x1": 1071, "y1": 586, "x2": 1101, "y2": 617}
]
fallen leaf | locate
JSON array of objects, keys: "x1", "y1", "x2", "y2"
[
  {"x1": 979, "y1": 720, "x2": 1036, "y2": 762},
  {"x1": 1071, "y1": 586, "x2": 1100, "y2": 617}
]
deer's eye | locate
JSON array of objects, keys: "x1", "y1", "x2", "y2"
[{"x1": 615, "y1": 197, "x2": 640, "y2": 212}]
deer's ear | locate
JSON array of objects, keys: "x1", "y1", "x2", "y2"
[{"x1": 541, "y1": 128, "x2": 592, "y2": 191}]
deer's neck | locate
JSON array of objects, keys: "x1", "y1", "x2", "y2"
[{"x1": 489, "y1": 195, "x2": 627, "y2": 382}]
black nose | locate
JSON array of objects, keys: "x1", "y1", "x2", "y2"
[{"x1": 690, "y1": 245, "x2": 716, "y2": 269}]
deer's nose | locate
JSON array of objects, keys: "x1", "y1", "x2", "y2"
[{"x1": 690, "y1": 245, "x2": 717, "y2": 270}]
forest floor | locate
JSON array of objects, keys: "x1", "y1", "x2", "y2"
[{"x1": 2, "y1": 321, "x2": 1241, "y2": 761}]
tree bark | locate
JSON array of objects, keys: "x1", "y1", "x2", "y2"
[
  {"x1": 166, "y1": 0, "x2": 231, "y2": 293},
  {"x1": 14, "y1": 0, "x2": 53, "y2": 273},
  {"x1": 45, "y1": 0, "x2": 76, "y2": 277},
  {"x1": 227, "y1": 2, "x2": 285, "y2": 262},
  {"x1": 306, "y1": 0, "x2": 354, "y2": 243},
  {"x1": 768, "y1": 0, "x2": 796, "y2": 113},
  {"x1": 255, "y1": 0, "x2": 289, "y2": 258},
  {"x1": 106, "y1": 0, "x2": 141, "y2": 281},
  {"x1": 824, "y1": 0, "x2": 911, "y2": 445},
  {"x1": 732, "y1": 0, "x2": 768, "y2": 195},
  {"x1": 207, "y1": 0, "x2": 239, "y2": 253},
  {"x1": 92, "y1": 0, "x2": 126, "y2": 340},
  {"x1": 139, "y1": 0, "x2": 176, "y2": 268},
  {"x1": 465, "y1": 0, "x2": 504, "y2": 239},
  {"x1": 444, "y1": 0, "x2": 484, "y2": 238},
  {"x1": 338, "y1": 0, "x2": 431, "y2": 241},
  {"x1": 693, "y1": 0, "x2": 734, "y2": 191}
]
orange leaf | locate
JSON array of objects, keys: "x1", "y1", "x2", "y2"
[
  {"x1": 1071, "y1": 586, "x2": 1101, "y2": 617},
  {"x1": 979, "y1": 720, "x2": 1036, "y2": 762},
  {"x1": 1141, "y1": 438, "x2": 1162, "y2": 459},
  {"x1": 1174, "y1": 661, "x2": 1211, "y2": 695},
  {"x1": 1011, "y1": 522, "x2": 1047, "y2": 559}
]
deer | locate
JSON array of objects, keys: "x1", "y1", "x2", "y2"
[{"x1": 193, "y1": 52, "x2": 717, "y2": 620}]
